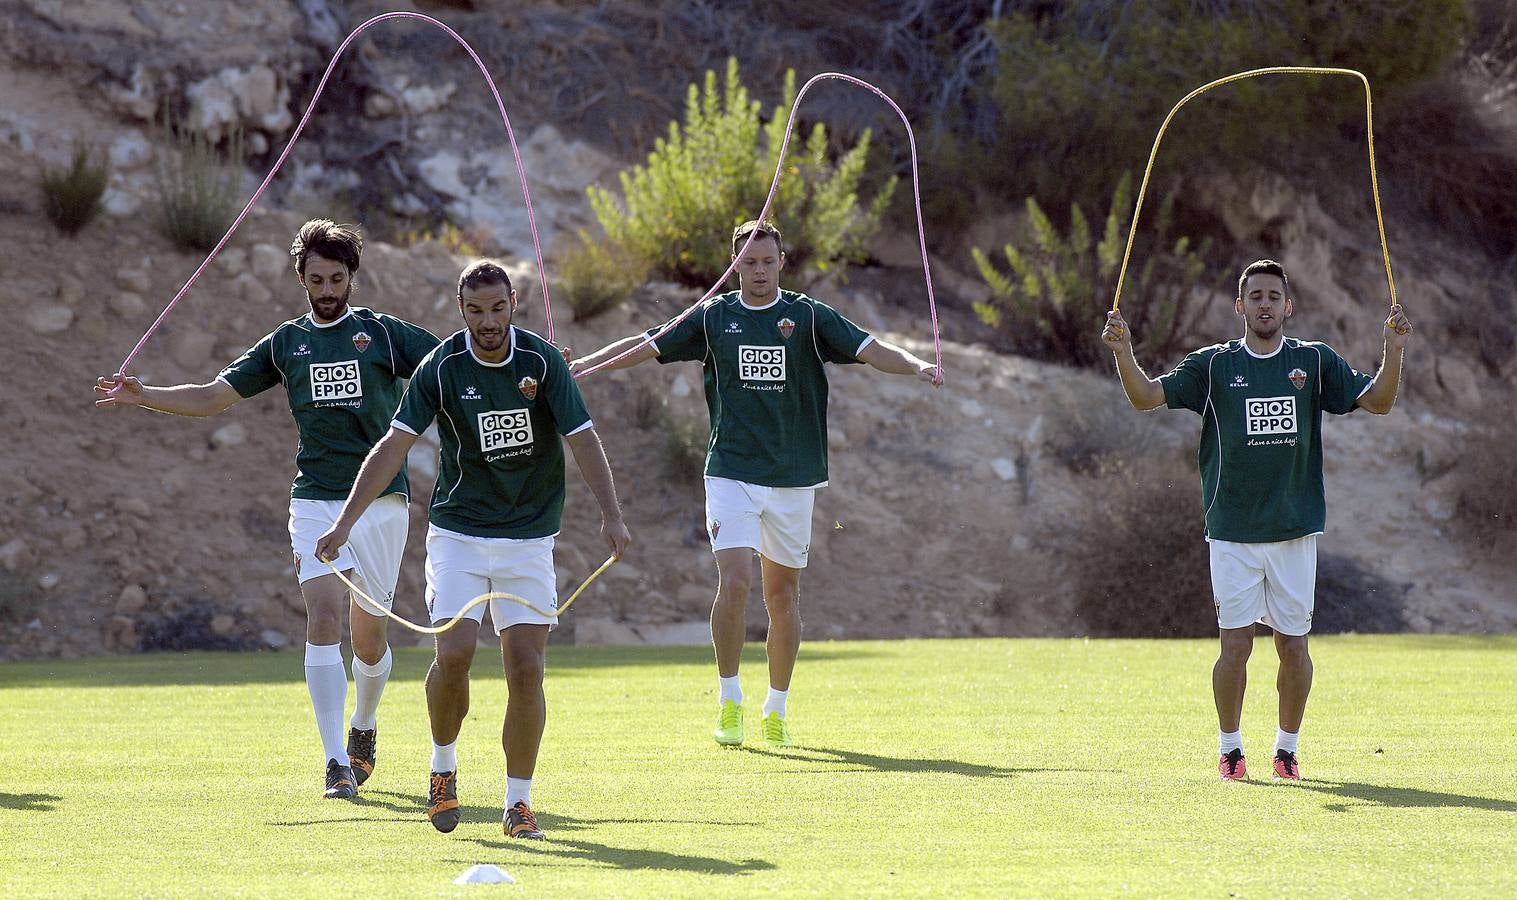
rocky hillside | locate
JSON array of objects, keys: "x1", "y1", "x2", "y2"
[{"x1": 1, "y1": 0, "x2": 1512, "y2": 660}]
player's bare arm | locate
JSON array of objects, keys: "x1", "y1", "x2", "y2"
[
  {"x1": 314, "y1": 426, "x2": 418, "y2": 562},
  {"x1": 564, "y1": 426, "x2": 632, "y2": 558},
  {"x1": 1356, "y1": 304, "x2": 1413, "y2": 415},
  {"x1": 856, "y1": 339, "x2": 943, "y2": 386},
  {"x1": 1102, "y1": 309, "x2": 1165, "y2": 410},
  {"x1": 567, "y1": 335, "x2": 660, "y2": 378},
  {"x1": 93, "y1": 375, "x2": 241, "y2": 416}
]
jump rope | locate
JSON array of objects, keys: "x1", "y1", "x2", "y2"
[{"x1": 104, "y1": 16, "x2": 1395, "y2": 631}]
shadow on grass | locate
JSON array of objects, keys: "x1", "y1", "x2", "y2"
[
  {"x1": 1254, "y1": 779, "x2": 1517, "y2": 813},
  {"x1": 454, "y1": 811, "x2": 774, "y2": 875},
  {"x1": 0, "y1": 793, "x2": 61, "y2": 811},
  {"x1": 0, "y1": 645, "x2": 881, "y2": 688},
  {"x1": 737, "y1": 744, "x2": 1065, "y2": 778}
]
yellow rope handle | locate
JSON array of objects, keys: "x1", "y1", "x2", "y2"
[
  {"x1": 1112, "y1": 66, "x2": 1398, "y2": 314},
  {"x1": 321, "y1": 554, "x2": 619, "y2": 635}
]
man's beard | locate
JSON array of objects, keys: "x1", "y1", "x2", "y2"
[{"x1": 307, "y1": 283, "x2": 352, "y2": 319}]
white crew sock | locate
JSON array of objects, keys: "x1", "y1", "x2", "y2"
[
  {"x1": 1219, "y1": 730, "x2": 1243, "y2": 755},
  {"x1": 431, "y1": 739, "x2": 458, "y2": 774},
  {"x1": 304, "y1": 642, "x2": 348, "y2": 765},
  {"x1": 719, "y1": 674, "x2": 742, "y2": 706},
  {"x1": 763, "y1": 686, "x2": 788, "y2": 719},
  {"x1": 1275, "y1": 728, "x2": 1299, "y2": 754},
  {"x1": 349, "y1": 645, "x2": 393, "y2": 731},
  {"x1": 505, "y1": 776, "x2": 533, "y2": 810}
]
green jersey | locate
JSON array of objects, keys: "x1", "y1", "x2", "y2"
[
  {"x1": 393, "y1": 326, "x2": 591, "y2": 539},
  {"x1": 218, "y1": 306, "x2": 439, "y2": 501},
  {"x1": 1159, "y1": 336, "x2": 1372, "y2": 543},
  {"x1": 649, "y1": 290, "x2": 871, "y2": 488}
]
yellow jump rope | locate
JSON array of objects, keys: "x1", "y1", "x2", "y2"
[
  {"x1": 1111, "y1": 67, "x2": 1402, "y2": 327},
  {"x1": 322, "y1": 555, "x2": 619, "y2": 636}
]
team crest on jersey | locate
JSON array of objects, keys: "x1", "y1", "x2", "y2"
[
  {"x1": 518, "y1": 376, "x2": 539, "y2": 401},
  {"x1": 777, "y1": 317, "x2": 795, "y2": 339},
  {"x1": 352, "y1": 332, "x2": 371, "y2": 353},
  {"x1": 1289, "y1": 367, "x2": 1307, "y2": 390},
  {"x1": 293, "y1": 551, "x2": 302, "y2": 573},
  {"x1": 710, "y1": 520, "x2": 721, "y2": 538}
]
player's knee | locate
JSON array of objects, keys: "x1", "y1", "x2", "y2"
[
  {"x1": 504, "y1": 653, "x2": 545, "y2": 690},
  {"x1": 716, "y1": 574, "x2": 752, "y2": 605},
  {"x1": 434, "y1": 641, "x2": 475, "y2": 676},
  {"x1": 1275, "y1": 635, "x2": 1310, "y2": 665}
]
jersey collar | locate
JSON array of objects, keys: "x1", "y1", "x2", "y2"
[
  {"x1": 738, "y1": 292, "x2": 780, "y2": 311},
  {"x1": 466, "y1": 326, "x2": 516, "y2": 367},
  {"x1": 1242, "y1": 334, "x2": 1287, "y2": 359},
  {"x1": 308, "y1": 307, "x2": 354, "y2": 329}
]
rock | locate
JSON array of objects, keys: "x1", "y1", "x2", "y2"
[
  {"x1": 104, "y1": 65, "x2": 159, "y2": 121},
  {"x1": 261, "y1": 629, "x2": 290, "y2": 650},
  {"x1": 990, "y1": 458, "x2": 1017, "y2": 481},
  {"x1": 59, "y1": 524, "x2": 87, "y2": 552},
  {"x1": 215, "y1": 248, "x2": 248, "y2": 273},
  {"x1": 400, "y1": 81, "x2": 456, "y2": 115},
  {"x1": 159, "y1": 464, "x2": 199, "y2": 498},
  {"x1": 106, "y1": 616, "x2": 138, "y2": 650},
  {"x1": 114, "y1": 497, "x2": 152, "y2": 519},
  {"x1": 417, "y1": 150, "x2": 469, "y2": 199},
  {"x1": 828, "y1": 427, "x2": 847, "y2": 450},
  {"x1": 236, "y1": 273, "x2": 274, "y2": 305},
  {"x1": 103, "y1": 187, "x2": 142, "y2": 218},
  {"x1": 1435, "y1": 356, "x2": 1482, "y2": 408},
  {"x1": 109, "y1": 130, "x2": 153, "y2": 170},
  {"x1": 229, "y1": 66, "x2": 293, "y2": 132},
  {"x1": 250, "y1": 244, "x2": 286, "y2": 280},
  {"x1": 364, "y1": 91, "x2": 399, "y2": 118},
  {"x1": 0, "y1": 538, "x2": 29, "y2": 572},
  {"x1": 247, "y1": 132, "x2": 269, "y2": 156},
  {"x1": 37, "y1": 572, "x2": 61, "y2": 591},
  {"x1": 960, "y1": 399, "x2": 985, "y2": 417},
  {"x1": 185, "y1": 75, "x2": 238, "y2": 142},
  {"x1": 110, "y1": 292, "x2": 148, "y2": 318},
  {"x1": 211, "y1": 422, "x2": 248, "y2": 448},
  {"x1": 606, "y1": 561, "x2": 644, "y2": 582},
  {"x1": 210, "y1": 614, "x2": 236, "y2": 636},
  {"x1": 670, "y1": 374, "x2": 693, "y2": 398},
  {"x1": 116, "y1": 584, "x2": 148, "y2": 615},
  {"x1": 677, "y1": 582, "x2": 712, "y2": 608},
  {"x1": 574, "y1": 617, "x2": 643, "y2": 645},
  {"x1": 117, "y1": 269, "x2": 152, "y2": 293},
  {"x1": 56, "y1": 276, "x2": 84, "y2": 306},
  {"x1": 172, "y1": 331, "x2": 217, "y2": 370},
  {"x1": 635, "y1": 621, "x2": 711, "y2": 645},
  {"x1": 25, "y1": 305, "x2": 73, "y2": 334}
]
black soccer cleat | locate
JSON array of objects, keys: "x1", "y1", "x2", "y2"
[
  {"x1": 347, "y1": 727, "x2": 377, "y2": 787},
  {"x1": 324, "y1": 758, "x2": 358, "y2": 799},
  {"x1": 428, "y1": 770, "x2": 461, "y2": 833},
  {"x1": 505, "y1": 801, "x2": 546, "y2": 840}
]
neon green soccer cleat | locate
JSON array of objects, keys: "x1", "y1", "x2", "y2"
[
  {"x1": 713, "y1": 700, "x2": 743, "y2": 746},
  {"x1": 761, "y1": 711, "x2": 792, "y2": 748}
]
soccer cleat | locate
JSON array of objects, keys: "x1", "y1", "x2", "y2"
[
  {"x1": 761, "y1": 711, "x2": 792, "y2": 748},
  {"x1": 1273, "y1": 749, "x2": 1301, "y2": 781},
  {"x1": 324, "y1": 758, "x2": 358, "y2": 799},
  {"x1": 1218, "y1": 748, "x2": 1247, "y2": 781},
  {"x1": 505, "y1": 801, "x2": 546, "y2": 840},
  {"x1": 347, "y1": 727, "x2": 377, "y2": 787},
  {"x1": 713, "y1": 700, "x2": 744, "y2": 746},
  {"x1": 427, "y1": 770, "x2": 461, "y2": 833}
]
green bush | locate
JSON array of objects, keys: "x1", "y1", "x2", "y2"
[
  {"x1": 155, "y1": 125, "x2": 243, "y2": 253},
  {"x1": 979, "y1": 1, "x2": 1472, "y2": 213},
  {"x1": 587, "y1": 57, "x2": 897, "y2": 288},
  {"x1": 662, "y1": 411, "x2": 709, "y2": 485},
  {"x1": 38, "y1": 141, "x2": 108, "y2": 236},
  {"x1": 557, "y1": 230, "x2": 648, "y2": 321},
  {"x1": 972, "y1": 173, "x2": 1209, "y2": 370}
]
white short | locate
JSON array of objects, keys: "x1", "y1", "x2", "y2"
[
  {"x1": 424, "y1": 525, "x2": 558, "y2": 634},
  {"x1": 289, "y1": 494, "x2": 409, "y2": 615},
  {"x1": 704, "y1": 476, "x2": 815, "y2": 569},
  {"x1": 1208, "y1": 535, "x2": 1319, "y2": 636}
]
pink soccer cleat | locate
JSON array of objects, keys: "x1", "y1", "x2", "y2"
[
  {"x1": 1219, "y1": 748, "x2": 1247, "y2": 781},
  {"x1": 1273, "y1": 749, "x2": 1301, "y2": 781}
]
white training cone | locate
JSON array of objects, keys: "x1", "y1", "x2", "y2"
[{"x1": 453, "y1": 864, "x2": 516, "y2": 885}]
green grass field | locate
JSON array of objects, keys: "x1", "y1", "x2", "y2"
[{"x1": 2, "y1": 636, "x2": 1515, "y2": 897}]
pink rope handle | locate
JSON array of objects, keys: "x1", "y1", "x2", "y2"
[
  {"x1": 112, "y1": 11, "x2": 555, "y2": 377},
  {"x1": 574, "y1": 72, "x2": 943, "y2": 383}
]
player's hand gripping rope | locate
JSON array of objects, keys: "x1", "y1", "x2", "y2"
[
  {"x1": 321, "y1": 554, "x2": 618, "y2": 635},
  {"x1": 570, "y1": 72, "x2": 945, "y2": 385},
  {"x1": 106, "y1": 11, "x2": 559, "y2": 385},
  {"x1": 1111, "y1": 67, "x2": 1407, "y2": 335}
]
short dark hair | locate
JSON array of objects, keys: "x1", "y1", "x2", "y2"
[
  {"x1": 457, "y1": 259, "x2": 514, "y2": 301},
  {"x1": 1237, "y1": 259, "x2": 1290, "y2": 299},
  {"x1": 732, "y1": 219, "x2": 783, "y2": 256},
  {"x1": 290, "y1": 218, "x2": 363, "y2": 276}
]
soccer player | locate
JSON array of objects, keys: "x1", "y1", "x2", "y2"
[
  {"x1": 570, "y1": 219, "x2": 941, "y2": 749},
  {"x1": 315, "y1": 259, "x2": 630, "y2": 840},
  {"x1": 1101, "y1": 258, "x2": 1411, "y2": 781},
  {"x1": 94, "y1": 219, "x2": 439, "y2": 799}
]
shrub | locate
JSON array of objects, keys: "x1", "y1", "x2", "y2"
[
  {"x1": 1063, "y1": 454, "x2": 1214, "y2": 638},
  {"x1": 1313, "y1": 555, "x2": 1409, "y2": 634},
  {"x1": 1452, "y1": 407, "x2": 1517, "y2": 550},
  {"x1": 972, "y1": 173, "x2": 1210, "y2": 370},
  {"x1": 155, "y1": 125, "x2": 244, "y2": 253},
  {"x1": 587, "y1": 57, "x2": 897, "y2": 288},
  {"x1": 662, "y1": 412, "x2": 710, "y2": 485},
  {"x1": 1043, "y1": 378, "x2": 1172, "y2": 476},
  {"x1": 557, "y1": 230, "x2": 648, "y2": 321},
  {"x1": 38, "y1": 141, "x2": 108, "y2": 236}
]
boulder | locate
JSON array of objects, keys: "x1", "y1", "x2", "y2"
[{"x1": 25, "y1": 305, "x2": 73, "y2": 334}]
